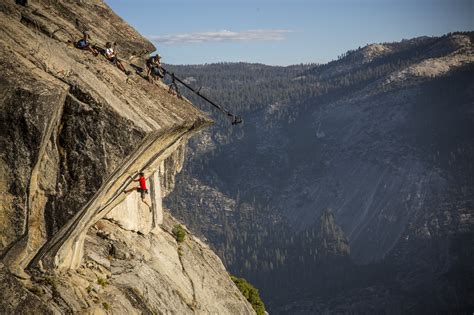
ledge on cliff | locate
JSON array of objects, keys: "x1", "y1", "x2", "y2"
[{"x1": 0, "y1": 0, "x2": 210, "y2": 274}]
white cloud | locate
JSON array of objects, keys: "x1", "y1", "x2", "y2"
[{"x1": 148, "y1": 29, "x2": 292, "y2": 44}]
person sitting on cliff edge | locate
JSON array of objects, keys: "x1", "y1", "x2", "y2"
[
  {"x1": 104, "y1": 42, "x2": 131, "y2": 75},
  {"x1": 146, "y1": 53, "x2": 164, "y2": 83},
  {"x1": 123, "y1": 172, "x2": 152, "y2": 210},
  {"x1": 75, "y1": 32, "x2": 99, "y2": 56}
]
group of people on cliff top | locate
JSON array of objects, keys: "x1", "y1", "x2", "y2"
[
  {"x1": 75, "y1": 32, "x2": 176, "y2": 209},
  {"x1": 75, "y1": 32, "x2": 173, "y2": 89},
  {"x1": 75, "y1": 32, "x2": 129, "y2": 74}
]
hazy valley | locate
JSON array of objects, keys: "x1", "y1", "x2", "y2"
[{"x1": 165, "y1": 33, "x2": 474, "y2": 313}]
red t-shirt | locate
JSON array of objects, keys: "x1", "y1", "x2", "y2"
[{"x1": 139, "y1": 176, "x2": 147, "y2": 190}]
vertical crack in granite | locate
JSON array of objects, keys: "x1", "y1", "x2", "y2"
[{"x1": 32, "y1": 125, "x2": 200, "y2": 271}]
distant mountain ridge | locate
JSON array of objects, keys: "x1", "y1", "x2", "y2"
[{"x1": 165, "y1": 32, "x2": 474, "y2": 313}]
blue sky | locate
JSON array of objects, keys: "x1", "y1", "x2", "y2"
[{"x1": 105, "y1": 0, "x2": 473, "y2": 65}]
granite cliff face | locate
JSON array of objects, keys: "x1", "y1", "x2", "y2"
[{"x1": 0, "y1": 0, "x2": 254, "y2": 313}]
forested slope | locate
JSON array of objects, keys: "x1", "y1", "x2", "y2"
[{"x1": 165, "y1": 32, "x2": 474, "y2": 313}]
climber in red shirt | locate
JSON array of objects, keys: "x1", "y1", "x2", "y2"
[{"x1": 124, "y1": 172, "x2": 151, "y2": 209}]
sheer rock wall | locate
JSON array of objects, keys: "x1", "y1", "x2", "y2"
[{"x1": 0, "y1": 0, "x2": 254, "y2": 313}]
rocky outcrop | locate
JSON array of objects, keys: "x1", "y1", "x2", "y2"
[
  {"x1": 0, "y1": 0, "x2": 254, "y2": 313},
  {"x1": 0, "y1": 212, "x2": 254, "y2": 314},
  {"x1": 317, "y1": 210, "x2": 350, "y2": 256}
]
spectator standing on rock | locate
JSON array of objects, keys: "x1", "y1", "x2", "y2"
[{"x1": 168, "y1": 73, "x2": 182, "y2": 99}]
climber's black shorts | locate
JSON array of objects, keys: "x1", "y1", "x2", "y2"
[{"x1": 137, "y1": 188, "x2": 148, "y2": 199}]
